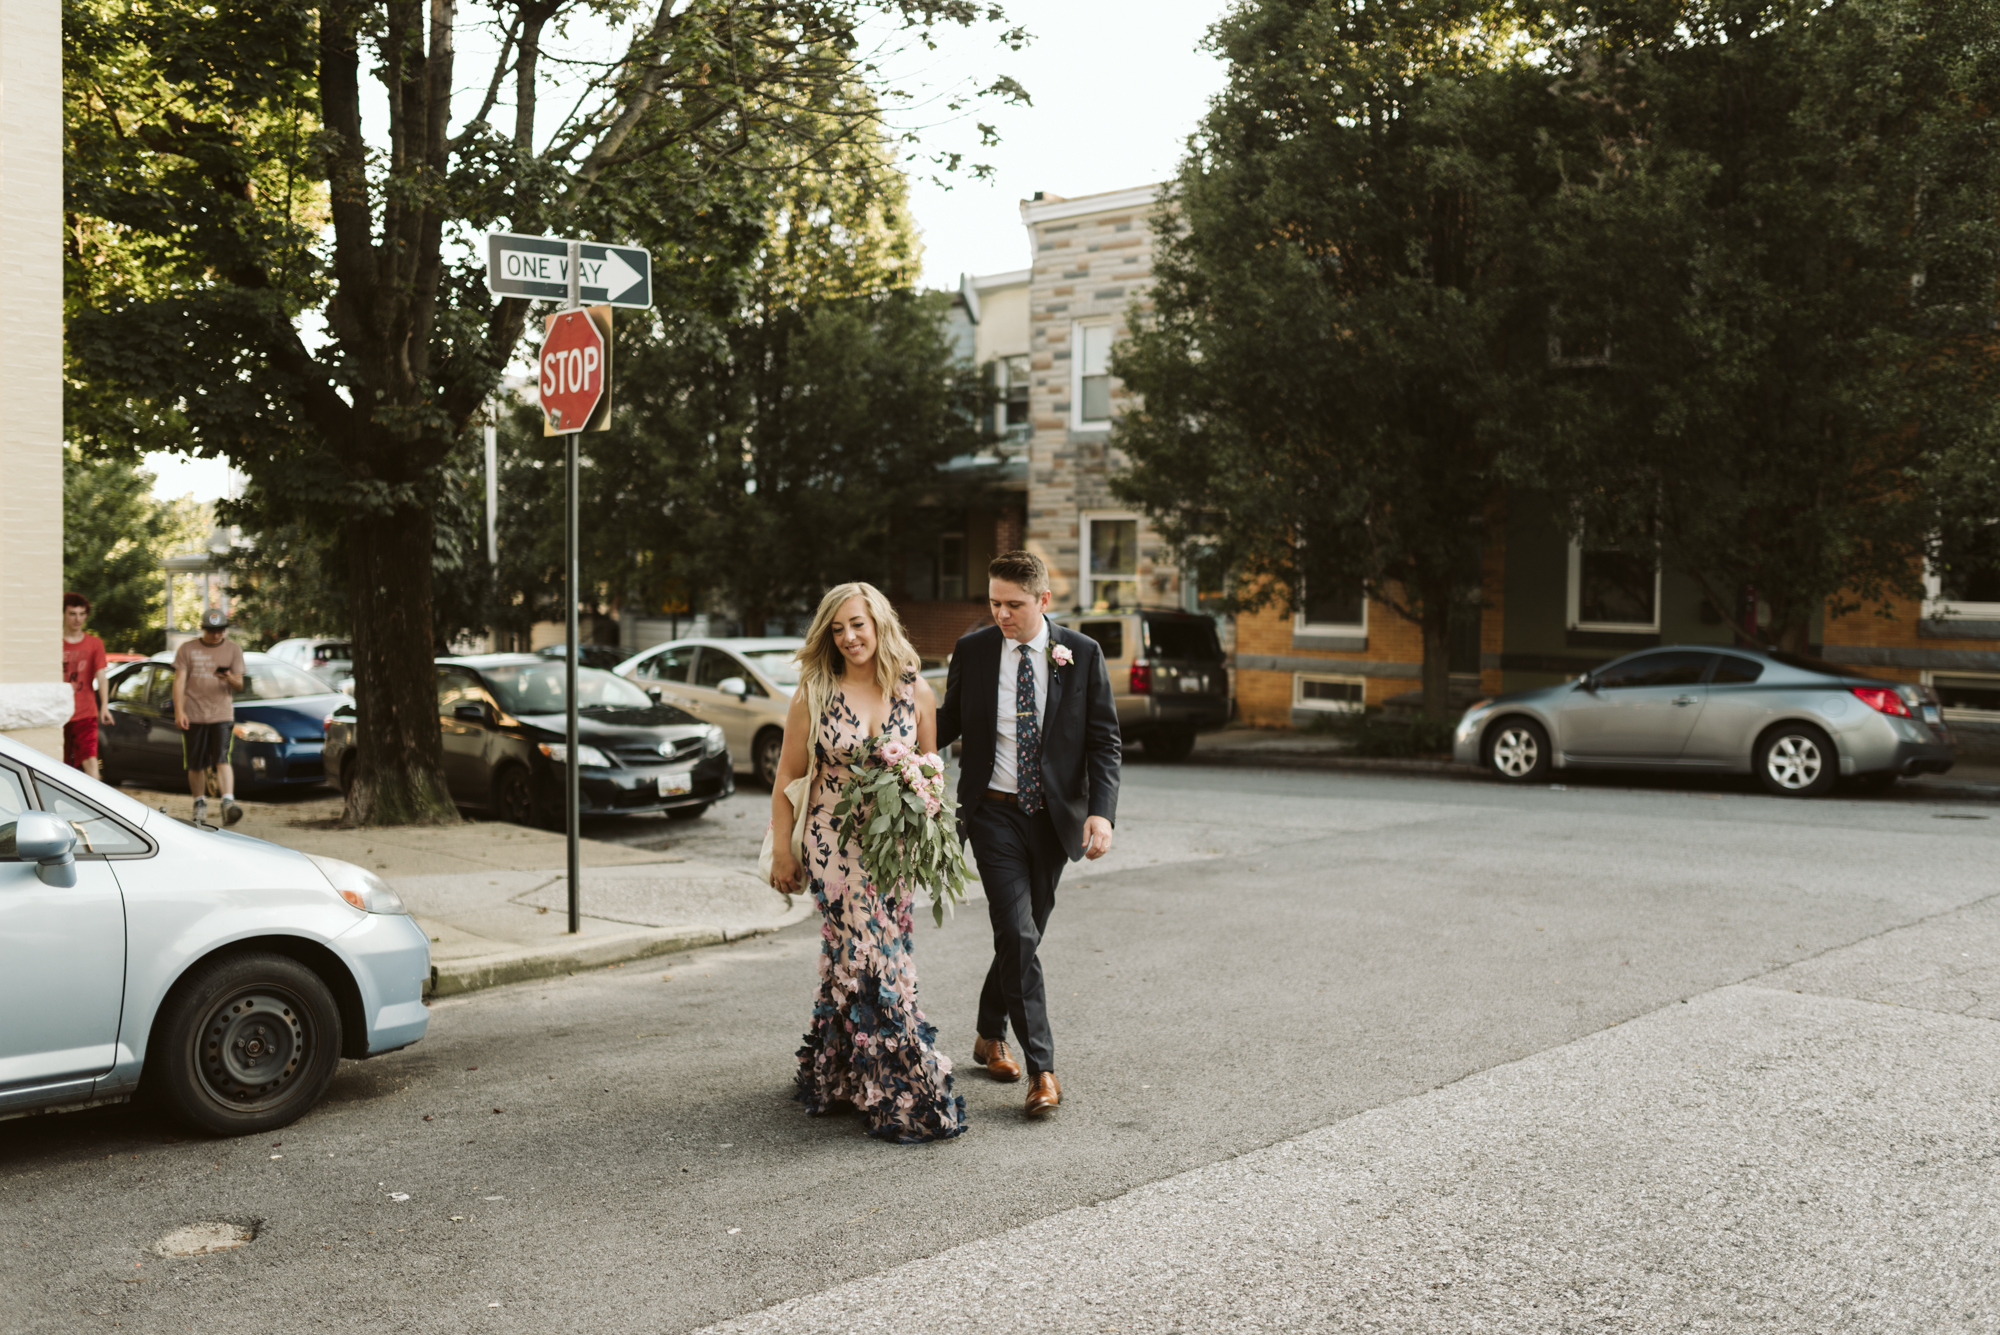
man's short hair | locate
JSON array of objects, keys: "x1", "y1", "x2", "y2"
[
  {"x1": 988, "y1": 550, "x2": 1049, "y2": 597},
  {"x1": 62, "y1": 591, "x2": 90, "y2": 613}
]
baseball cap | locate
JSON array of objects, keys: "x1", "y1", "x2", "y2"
[{"x1": 200, "y1": 609, "x2": 231, "y2": 632}]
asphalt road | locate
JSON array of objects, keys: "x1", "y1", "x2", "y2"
[{"x1": 4, "y1": 764, "x2": 1996, "y2": 1333}]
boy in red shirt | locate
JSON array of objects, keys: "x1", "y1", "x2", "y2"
[{"x1": 61, "y1": 592, "x2": 113, "y2": 779}]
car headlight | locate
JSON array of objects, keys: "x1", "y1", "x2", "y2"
[
  {"x1": 539, "y1": 742, "x2": 611, "y2": 767},
  {"x1": 703, "y1": 725, "x2": 726, "y2": 757},
  {"x1": 307, "y1": 855, "x2": 410, "y2": 915},
  {"x1": 233, "y1": 721, "x2": 284, "y2": 743}
]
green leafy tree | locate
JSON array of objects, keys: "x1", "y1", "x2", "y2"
[
  {"x1": 1516, "y1": 0, "x2": 2000, "y2": 651},
  {"x1": 63, "y1": 0, "x2": 1025, "y2": 824},
  {"x1": 495, "y1": 135, "x2": 985, "y2": 637},
  {"x1": 61, "y1": 448, "x2": 203, "y2": 653},
  {"x1": 1111, "y1": 0, "x2": 1545, "y2": 717}
]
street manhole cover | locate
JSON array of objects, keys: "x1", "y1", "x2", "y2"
[{"x1": 153, "y1": 1222, "x2": 255, "y2": 1257}]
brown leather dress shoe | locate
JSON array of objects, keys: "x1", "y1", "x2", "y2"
[
  {"x1": 1024, "y1": 1071, "x2": 1061, "y2": 1118},
  {"x1": 972, "y1": 1036, "x2": 1022, "y2": 1082}
]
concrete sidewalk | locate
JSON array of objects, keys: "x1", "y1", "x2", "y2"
[{"x1": 208, "y1": 792, "x2": 812, "y2": 995}]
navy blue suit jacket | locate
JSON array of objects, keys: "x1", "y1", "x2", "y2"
[{"x1": 936, "y1": 621, "x2": 1122, "y2": 861}]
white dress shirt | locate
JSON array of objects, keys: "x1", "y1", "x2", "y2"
[{"x1": 990, "y1": 619, "x2": 1051, "y2": 793}]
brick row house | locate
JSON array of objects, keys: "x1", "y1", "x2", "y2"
[{"x1": 904, "y1": 183, "x2": 2000, "y2": 754}]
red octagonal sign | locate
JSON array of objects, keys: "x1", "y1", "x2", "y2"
[{"x1": 539, "y1": 309, "x2": 606, "y2": 432}]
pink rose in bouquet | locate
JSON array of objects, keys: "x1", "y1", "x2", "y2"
[{"x1": 831, "y1": 732, "x2": 973, "y2": 927}]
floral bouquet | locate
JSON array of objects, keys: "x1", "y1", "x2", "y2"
[{"x1": 831, "y1": 736, "x2": 972, "y2": 927}]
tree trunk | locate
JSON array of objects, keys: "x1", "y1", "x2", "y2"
[
  {"x1": 343, "y1": 504, "x2": 459, "y2": 827},
  {"x1": 1419, "y1": 579, "x2": 1454, "y2": 720}
]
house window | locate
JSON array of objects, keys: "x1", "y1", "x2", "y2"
[
  {"x1": 939, "y1": 533, "x2": 967, "y2": 601},
  {"x1": 1294, "y1": 673, "x2": 1366, "y2": 712},
  {"x1": 1074, "y1": 323, "x2": 1114, "y2": 427},
  {"x1": 1000, "y1": 355, "x2": 1030, "y2": 439},
  {"x1": 1927, "y1": 671, "x2": 2000, "y2": 722},
  {"x1": 1083, "y1": 514, "x2": 1140, "y2": 611},
  {"x1": 1568, "y1": 539, "x2": 1660, "y2": 632},
  {"x1": 1295, "y1": 579, "x2": 1367, "y2": 635},
  {"x1": 1925, "y1": 525, "x2": 2000, "y2": 619}
]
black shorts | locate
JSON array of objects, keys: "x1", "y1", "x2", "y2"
[{"x1": 182, "y1": 721, "x2": 234, "y2": 771}]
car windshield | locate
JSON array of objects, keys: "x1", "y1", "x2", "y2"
[
  {"x1": 235, "y1": 660, "x2": 336, "y2": 700},
  {"x1": 744, "y1": 650, "x2": 802, "y2": 687},
  {"x1": 481, "y1": 663, "x2": 652, "y2": 714}
]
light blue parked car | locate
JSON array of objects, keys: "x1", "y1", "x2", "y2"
[{"x1": 0, "y1": 733, "x2": 429, "y2": 1135}]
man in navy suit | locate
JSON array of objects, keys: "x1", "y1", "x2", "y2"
[{"x1": 937, "y1": 550, "x2": 1121, "y2": 1118}]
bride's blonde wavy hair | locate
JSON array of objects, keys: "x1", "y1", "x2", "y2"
[{"x1": 797, "y1": 581, "x2": 919, "y2": 702}]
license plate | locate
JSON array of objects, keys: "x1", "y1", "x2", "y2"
[
  {"x1": 658, "y1": 770, "x2": 693, "y2": 797},
  {"x1": 1179, "y1": 676, "x2": 1203, "y2": 692},
  {"x1": 1923, "y1": 704, "x2": 1941, "y2": 725}
]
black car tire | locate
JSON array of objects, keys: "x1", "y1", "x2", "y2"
[
  {"x1": 1485, "y1": 716, "x2": 1550, "y2": 783},
  {"x1": 494, "y1": 763, "x2": 553, "y2": 828},
  {"x1": 151, "y1": 951, "x2": 344, "y2": 1136},
  {"x1": 1755, "y1": 722, "x2": 1839, "y2": 798},
  {"x1": 753, "y1": 727, "x2": 785, "y2": 789},
  {"x1": 667, "y1": 802, "x2": 710, "y2": 821},
  {"x1": 1143, "y1": 725, "x2": 1197, "y2": 762}
]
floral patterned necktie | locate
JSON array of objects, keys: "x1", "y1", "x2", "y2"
[{"x1": 1016, "y1": 643, "x2": 1043, "y2": 814}]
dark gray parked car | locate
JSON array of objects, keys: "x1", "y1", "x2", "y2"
[{"x1": 1453, "y1": 646, "x2": 1954, "y2": 797}]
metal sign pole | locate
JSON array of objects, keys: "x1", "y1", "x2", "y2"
[{"x1": 564, "y1": 239, "x2": 582, "y2": 935}]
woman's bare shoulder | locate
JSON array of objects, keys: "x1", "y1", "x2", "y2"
[{"x1": 912, "y1": 672, "x2": 937, "y2": 708}]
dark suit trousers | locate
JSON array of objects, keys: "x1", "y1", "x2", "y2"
[{"x1": 967, "y1": 798, "x2": 1065, "y2": 1076}]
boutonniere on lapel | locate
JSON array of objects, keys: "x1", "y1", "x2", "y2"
[{"x1": 1048, "y1": 643, "x2": 1074, "y2": 671}]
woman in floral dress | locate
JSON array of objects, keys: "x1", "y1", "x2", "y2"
[{"x1": 767, "y1": 582, "x2": 966, "y2": 1143}]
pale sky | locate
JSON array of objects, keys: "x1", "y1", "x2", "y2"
[{"x1": 145, "y1": 0, "x2": 1234, "y2": 501}]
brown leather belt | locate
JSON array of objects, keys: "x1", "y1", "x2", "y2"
[{"x1": 984, "y1": 788, "x2": 1019, "y2": 805}]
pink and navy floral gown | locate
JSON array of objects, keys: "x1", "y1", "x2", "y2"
[{"x1": 794, "y1": 670, "x2": 967, "y2": 1143}]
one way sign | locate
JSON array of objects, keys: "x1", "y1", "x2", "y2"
[{"x1": 484, "y1": 233, "x2": 653, "y2": 308}]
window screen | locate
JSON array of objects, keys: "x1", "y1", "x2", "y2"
[
  {"x1": 1078, "y1": 325, "x2": 1113, "y2": 422},
  {"x1": 1577, "y1": 548, "x2": 1658, "y2": 626},
  {"x1": 1297, "y1": 677, "x2": 1364, "y2": 709},
  {"x1": 1088, "y1": 519, "x2": 1139, "y2": 611},
  {"x1": 1302, "y1": 582, "x2": 1366, "y2": 628}
]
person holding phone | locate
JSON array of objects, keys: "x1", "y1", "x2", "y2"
[{"x1": 171, "y1": 608, "x2": 246, "y2": 825}]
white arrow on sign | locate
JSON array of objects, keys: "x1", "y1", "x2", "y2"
[{"x1": 592, "y1": 249, "x2": 646, "y2": 304}]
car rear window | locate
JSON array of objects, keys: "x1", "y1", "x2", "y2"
[
  {"x1": 1765, "y1": 649, "x2": 1850, "y2": 677},
  {"x1": 235, "y1": 661, "x2": 336, "y2": 700},
  {"x1": 1145, "y1": 617, "x2": 1221, "y2": 661},
  {"x1": 1078, "y1": 620, "x2": 1126, "y2": 659}
]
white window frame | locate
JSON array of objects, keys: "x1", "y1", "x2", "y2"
[
  {"x1": 1293, "y1": 582, "x2": 1367, "y2": 637},
  {"x1": 1922, "y1": 669, "x2": 2000, "y2": 723},
  {"x1": 1071, "y1": 320, "x2": 1115, "y2": 431},
  {"x1": 1293, "y1": 672, "x2": 1367, "y2": 713},
  {"x1": 1567, "y1": 539, "x2": 1661, "y2": 633},
  {"x1": 1080, "y1": 512, "x2": 1142, "y2": 613},
  {"x1": 1922, "y1": 559, "x2": 2000, "y2": 622}
]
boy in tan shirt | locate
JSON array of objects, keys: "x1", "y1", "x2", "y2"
[{"x1": 172, "y1": 609, "x2": 246, "y2": 825}]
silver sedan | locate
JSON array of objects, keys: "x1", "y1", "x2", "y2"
[{"x1": 1453, "y1": 646, "x2": 1954, "y2": 797}]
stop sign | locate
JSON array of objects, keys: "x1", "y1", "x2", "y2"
[{"x1": 539, "y1": 309, "x2": 607, "y2": 432}]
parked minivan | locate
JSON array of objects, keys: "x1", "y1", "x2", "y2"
[{"x1": 1052, "y1": 608, "x2": 1230, "y2": 759}]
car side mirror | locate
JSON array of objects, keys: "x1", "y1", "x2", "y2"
[
  {"x1": 453, "y1": 702, "x2": 488, "y2": 722},
  {"x1": 716, "y1": 676, "x2": 749, "y2": 699},
  {"x1": 1578, "y1": 673, "x2": 1599, "y2": 693},
  {"x1": 5, "y1": 813, "x2": 78, "y2": 888},
  {"x1": 647, "y1": 689, "x2": 663, "y2": 705}
]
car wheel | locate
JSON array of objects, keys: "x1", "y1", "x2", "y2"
[
  {"x1": 1485, "y1": 716, "x2": 1550, "y2": 782},
  {"x1": 494, "y1": 764, "x2": 543, "y2": 827},
  {"x1": 1756, "y1": 722, "x2": 1838, "y2": 797},
  {"x1": 1143, "y1": 725, "x2": 1197, "y2": 762},
  {"x1": 753, "y1": 728, "x2": 785, "y2": 788},
  {"x1": 667, "y1": 802, "x2": 710, "y2": 821},
  {"x1": 152, "y1": 951, "x2": 343, "y2": 1136}
]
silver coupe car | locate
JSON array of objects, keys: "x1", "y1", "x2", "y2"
[{"x1": 1454, "y1": 646, "x2": 1954, "y2": 796}]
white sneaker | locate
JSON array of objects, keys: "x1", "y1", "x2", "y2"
[
  {"x1": 222, "y1": 798, "x2": 243, "y2": 826},
  {"x1": 192, "y1": 797, "x2": 209, "y2": 825}
]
